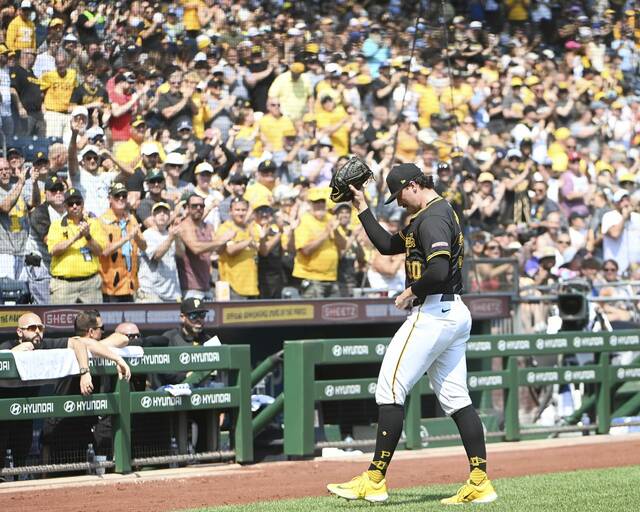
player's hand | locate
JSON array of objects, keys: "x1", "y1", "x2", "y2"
[
  {"x1": 80, "y1": 372, "x2": 94, "y2": 396},
  {"x1": 116, "y1": 358, "x2": 131, "y2": 381},
  {"x1": 394, "y1": 287, "x2": 417, "y2": 310},
  {"x1": 348, "y1": 185, "x2": 367, "y2": 213}
]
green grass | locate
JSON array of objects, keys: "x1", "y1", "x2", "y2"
[{"x1": 180, "y1": 465, "x2": 640, "y2": 512}]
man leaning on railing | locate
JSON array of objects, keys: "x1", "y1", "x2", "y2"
[{"x1": 0, "y1": 311, "x2": 130, "y2": 467}]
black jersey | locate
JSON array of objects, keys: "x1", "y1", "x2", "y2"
[{"x1": 399, "y1": 197, "x2": 464, "y2": 298}]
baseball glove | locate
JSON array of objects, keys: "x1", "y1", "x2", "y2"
[{"x1": 329, "y1": 156, "x2": 373, "y2": 202}]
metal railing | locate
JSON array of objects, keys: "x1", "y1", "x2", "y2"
[
  {"x1": 279, "y1": 330, "x2": 640, "y2": 457},
  {"x1": 0, "y1": 346, "x2": 253, "y2": 476}
]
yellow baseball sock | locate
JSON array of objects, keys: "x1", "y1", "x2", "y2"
[
  {"x1": 367, "y1": 469, "x2": 385, "y2": 483},
  {"x1": 469, "y1": 468, "x2": 487, "y2": 485}
]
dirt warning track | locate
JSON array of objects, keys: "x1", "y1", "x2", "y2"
[{"x1": 2, "y1": 434, "x2": 639, "y2": 512}]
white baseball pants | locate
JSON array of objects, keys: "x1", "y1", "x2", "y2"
[{"x1": 375, "y1": 294, "x2": 473, "y2": 416}]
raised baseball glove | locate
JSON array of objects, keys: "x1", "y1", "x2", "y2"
[{"x1": 329, "y1": 156, "x2": 373, "y2": 202}]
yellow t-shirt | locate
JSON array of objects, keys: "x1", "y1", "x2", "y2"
[
  {"x1": 182, "y1": 0, "x2": 206, "y2": 31},
  {"x1": 268, "y1": 71, "x2": 313, "y2": 121},
  {"x1": 315, "y1": 80, "x2": 342, "y2": 105},
  {"x1": 414, "y1": 83, "x2": 439, "y2": 128},
  {"x1": 217, "y1": 221, "x2": 259, "y2": 296},
  {"x1": 244, "y1": 182, "x2": 273, "y2": 209},
  {"x1": 258, "y1": 114, "x2": 295, "y2": 152},
  {"x1": 440, "y1": 83, "x2": 473, "y2": 122},
  {"x1": 315, "y1": 105, "x2": 349, "y2": 156},
  {"x1": 237, "y1": 124, "x2": 262, "y2": 157},
  {"x1": 396, "y1": 130, "x2": 420, "y2": 163},
  {"x1": 480, "y1": 68, "x2": 500, "y2": 84},
  {"x1": 41, "y1": 69, "x2": 77, "y2": 113},
  {"x1": 293, "y1": 212, "x2": 338, "y2": 281},
  {"x1": 5, "y1": 16, "x2": 35, "y2": 50},
  {"x1": 48, "y1": 216, "x2": 107, "y2": 278},
  {"x1": 191, "y1": 92, "x2": 213, "y2": 139},
  {"x1": 505, "y1": 0, "x2": 530, "y2": 21}
]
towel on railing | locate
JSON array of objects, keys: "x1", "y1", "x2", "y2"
[
  {"x1": 118, "y1": 346, "x2": 144, "y2": 358},
  {"x1": 10, "y1": 346, "x2": 144, "y2": 381},
  {"x1": 12, "y1": 349, "x2": 80, "y2": 381},
  {"x1": 203, "y1": 335, "x2": 222, "y2": 346}
]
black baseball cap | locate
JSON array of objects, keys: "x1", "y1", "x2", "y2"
[
  {"x1": 384, "y1": 163, "x2": 423, "y2": 204},
  {"x1": 45, "y1": 176, "x2": 64, "y2": 191},
  {"x1": 34, "y1": 151, "x2": 49, "y2": 164},
  {"x1": 258, "y1": 159, "x2": 277, "y2": 173},
  {"x1": 144, "y1": 169, "x2": 165, "y2": 182},
  {"x1": 180, "y1": 297, "x2": 208, "y2": 315},
  {"x1": 293, "y1": 176, "x2": 310, "y2": 187},
  {"x1": 7, "y1": 147, "x2": 22, "y2": 158},
  {"x1": 109, "y1": 182, "x2": 128, "y2": 196},
  {"x1": 64, "y1": 187, "x2": 83, "y2": 202},
  {"x1": 254, "y1": 204, "x2": 274, "y2": 215}
]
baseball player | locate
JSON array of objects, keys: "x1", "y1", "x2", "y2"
[{"x1": 327, "y1": 163, "x2": 497, "y2": 504}]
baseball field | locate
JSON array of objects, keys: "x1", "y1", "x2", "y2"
[
  {"x1": 191, "y1": 465, "x2": 640, "y2": 511},
  {"x1": 2, "y1": 434, "x2": 639, "y2": 512}
]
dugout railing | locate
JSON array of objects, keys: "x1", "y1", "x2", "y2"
[
  {"x1": 0, "y1": 345, "x2": 253, "y2": 477},
  {"x1": 281, "y1": 330, "x2": 640, "y2": 458}
]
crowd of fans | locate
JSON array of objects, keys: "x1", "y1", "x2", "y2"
[{"x1": 0, "y1": 1, "x2": 639, "y2": 308}]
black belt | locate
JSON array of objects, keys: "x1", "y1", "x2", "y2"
[
  {"x1": 413, "y1": 293, "x2": 456, "y2": 306},
  {"x1": 53, "y1": 273, "x2": 97, "y2": 282}
]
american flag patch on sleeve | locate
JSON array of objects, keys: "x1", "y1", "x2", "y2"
[{"x1": 432, "y1": 241, "x2": 449, "y2": 248}]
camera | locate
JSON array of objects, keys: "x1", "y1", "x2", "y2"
[{"x1": 557, "y1": 280, "x2": 590, "y2": 325}]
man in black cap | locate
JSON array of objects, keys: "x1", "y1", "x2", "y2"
[
  {"x1": 328, "y1": 164, "x2": 497, "y2": 505},
  {"x1": 153, "y1": 298, "x2": 216, "y2": 389},
  {"x1": 25, "y1": 176, "x2": 67, "y2": 303},
  {"x1": 245, "y1": 159, "x2": 277, "y2": 207},
  {"x1": 8, "y1": 145, "x2": 42, "y2": 207},
  {"x1": 10, "y1": 46, "x2": 45, "y2": 136},
  {"x1": 47, "y1": 187, "x2": 106, "y2": 304},
  {"x1": 219, "y1": 173, "x2": 248, "y2": 223},
  {"x1": 255, "y1": 203, "x2": 285, "y2": 299},
  {"x1": 33, "y1": 151, "x2": 51, "y2": 179},
  {"x1": 7, "y1": 146, "x2": 25, "y2": 173},
  {"x1": 162, "y1": 298, "x2": 212, "y2": 348},
  {"x1": 136, "y1": 169, "x2": 175, "y2": 228}
]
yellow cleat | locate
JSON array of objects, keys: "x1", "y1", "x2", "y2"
[
  {"x1": 440, "y1": 478, "x2": 497, "y2": 505},
  {"x1": 327, "y1": 471, "x2": 389, "y2": 503}
]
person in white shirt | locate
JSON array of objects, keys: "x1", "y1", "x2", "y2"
[
  {"x1": 136, "y1": 202, "x2": 183, "y2": 302},
  {"x1": 188, "y1": 162, "x2": 223, "y2": 231},
  {"x1": 601, "y1": 189, "x2": 640, "y2": 275},
  {"x1": 68, "y1": 118, "x2": 132, "y2": 217},
  {"x1": 568, "y1": 211, "x2": 588, "y2": 252}
]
